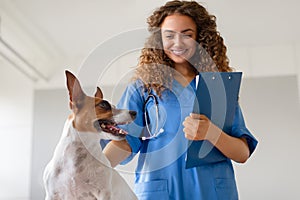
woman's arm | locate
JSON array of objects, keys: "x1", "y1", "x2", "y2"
[
  {"x1": 183, "y1": 113, "x2": 250, "y2": 163},
  {"x1": 103, "y1": 140, "x2": 132, "y2": 168}
]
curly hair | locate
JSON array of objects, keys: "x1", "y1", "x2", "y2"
[{"x1": 132, "y1": 0, "x2": 232, "y2": 96}]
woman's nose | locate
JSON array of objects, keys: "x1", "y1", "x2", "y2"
[
  {"x1": 173, "y1": 33, "x2": 184, "y2": 47},
  {"x1": 173, "y1": 34, "x2": 181, "y2": 45}
]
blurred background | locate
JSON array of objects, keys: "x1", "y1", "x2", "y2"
[{"x1": 0, "y1": 0, "x2": 300, "y2": 199}]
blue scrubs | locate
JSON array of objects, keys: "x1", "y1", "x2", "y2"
[{"x1": 116, "y1": 78, "x2": 258, "y2": 200}]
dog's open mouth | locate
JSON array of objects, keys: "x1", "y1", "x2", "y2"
[{"x1": 94, "y1": 119, "x2": 127, "y2": 136}]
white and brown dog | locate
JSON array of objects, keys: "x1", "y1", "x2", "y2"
[{"x1": 43, "y1": 70, "x2": 137, "y2": 200}]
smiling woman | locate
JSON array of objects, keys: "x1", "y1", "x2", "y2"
[
  {"x1": 103, "y1": 1, "x2": 258, "y2": 200},
  {"x1": 132, "y1": 1, "x2": 232, "y2": 97}
]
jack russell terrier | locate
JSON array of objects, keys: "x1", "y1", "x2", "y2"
[{"x1": 43, "y1": 70, "x2": 137, "y2": 200}]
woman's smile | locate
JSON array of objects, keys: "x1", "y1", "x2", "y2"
[{"x1": 170, "y1": 48, "x2": 188, "y2": 56}]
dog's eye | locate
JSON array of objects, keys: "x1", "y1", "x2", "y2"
[{"x1": 98, "y1": 100, "x2": 111, "y2": 110}]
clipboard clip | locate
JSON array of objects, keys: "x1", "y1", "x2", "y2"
[{"x1": 211, "y1": 74, "x2": 233, "y2": 80}]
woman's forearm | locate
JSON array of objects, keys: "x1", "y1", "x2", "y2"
[
  {"x1": 103, "y1": 140, "x2": 132, "y2": 168},
  {"x1": 183, "y1": 113, "x2": 250, "y2": 163},
  {"x1": 208, "y1": 124, "x2": 250, "y2": 163}
]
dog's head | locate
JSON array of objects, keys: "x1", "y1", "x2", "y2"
[{"x1": 65, "y1": 70, "x2": 136, "y2": 140}]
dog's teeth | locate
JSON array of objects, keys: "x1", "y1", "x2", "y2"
[
  {"x1": 101, "y1": 124, "x2": 106, "y2": 128},
  {"x1": 119, "y1": 130, "x2": 123, "y2": 134}
]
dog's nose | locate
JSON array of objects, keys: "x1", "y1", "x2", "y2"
[{"x1": 129, "y1": 111, "x2": 137, "y2": 117}]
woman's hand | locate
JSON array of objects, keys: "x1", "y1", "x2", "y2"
[
  {"x1": 183, "y1": 113, "x2": 221, "y2": 142},
  {"x1": 183, "y1": 113, "x2": 250, "y2": 163},
  {"x1": 103, "y1": 140, "x2": 132, "y2": 168}
]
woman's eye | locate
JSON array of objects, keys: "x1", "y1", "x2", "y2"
[
  {"x1": 165, "y1": 35, "x2": 174, "y2": 39},
  {"x1": 183, "y1": 34, "x2": 192, "y2": 38}
]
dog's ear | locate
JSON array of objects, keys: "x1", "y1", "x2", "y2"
[
  {"x1": 94, "y1": 87, "x2": 103, "y2": 99},
  {"x1": 65, "y1": 70, "x2": 85, "y2": 105}
]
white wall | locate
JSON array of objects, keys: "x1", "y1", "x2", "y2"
[
  {"x1": 228, "y1": 42, "x2": 300, "y2": 101},
  {"x1": 0, "y1": 61, "x2": 34, "y2": 200},
  {"x1": 236, "y1": 76, "x2": 300, "y2": 199}
]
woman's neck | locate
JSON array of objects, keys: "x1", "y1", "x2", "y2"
[{"x1": 174, "y1": 62, "x2": 196, "y2": 87}]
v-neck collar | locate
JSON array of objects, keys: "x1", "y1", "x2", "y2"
[{"x1": 172, "y1": 76, "x2": 197, "y2": 98}]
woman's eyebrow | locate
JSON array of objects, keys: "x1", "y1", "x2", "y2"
[
  {"x1": 181, "y1": 29, "x2": 195, "y2": 33},
  {"x1": 162, "y1": 30, "x2": 175, "y2": 34},
  {"x1": 162, "y1": 29, "x2": 195, "y2": 33}
]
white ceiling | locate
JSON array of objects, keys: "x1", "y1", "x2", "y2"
[{"x1": 0, "y1": 0, "x2": 300, "y2": 83}]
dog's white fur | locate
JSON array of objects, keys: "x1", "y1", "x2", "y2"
[{"x1": 43, "y1": 116, "x2": 137, "y2": 200}]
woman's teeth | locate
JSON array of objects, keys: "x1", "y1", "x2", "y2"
[{"x1": 171, "y1": 49, "x2": 186, "y2": 56}]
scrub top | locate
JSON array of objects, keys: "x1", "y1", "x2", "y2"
[{"x1": 116, "y1": 78, "x2": 258, "y2": 200}]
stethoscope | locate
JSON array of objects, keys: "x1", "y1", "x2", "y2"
[
  {"x1": 141, "y1": 75, "x2": 199, "y2": 140},
  {"x1": 142, "y1": 93, "x2": 164, "y2": 140}
]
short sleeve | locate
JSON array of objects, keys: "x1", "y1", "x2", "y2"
[
  {"x1": 116, "y1": 81, "x2": 145, "y2": 164},
  {"x1": 231, "y1": 104, "x2": 258, "y2": 157}
]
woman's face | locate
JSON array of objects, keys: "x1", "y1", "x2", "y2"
[{"x1": 160, "y1": 14, "x2": 197, "y2": 65}]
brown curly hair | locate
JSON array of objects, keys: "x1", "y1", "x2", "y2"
[{"x1": 133, "y1": 0, "x2": 232, "y2": 96}]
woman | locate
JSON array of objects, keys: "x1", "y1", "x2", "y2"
[{"x1": 104, "y1": 1, "x2": 258, "y2": 199}]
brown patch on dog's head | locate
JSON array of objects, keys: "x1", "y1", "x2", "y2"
[
  {"x1": 65, "y1": 70, "x2": 105, "y2": 132},
  {"x1": 65, "y1": 70, "x2": 136, "y2": 137}
]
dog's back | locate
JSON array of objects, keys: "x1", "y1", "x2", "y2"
[{"x1": 44, "y1": 118, "x2": 137, "y2": 200}]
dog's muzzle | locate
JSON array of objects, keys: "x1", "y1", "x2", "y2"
[{"x1": 94, "y1": 119, "x2": 127, "y2": 137}]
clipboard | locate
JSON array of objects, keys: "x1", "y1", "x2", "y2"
[{"x1": 185, "y1": 72, "x2": 242, "y2": 168}]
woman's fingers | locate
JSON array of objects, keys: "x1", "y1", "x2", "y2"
[
  {"x1": 183, "y1": 115, "x2": 198, "y2": 129},
  {"x1": 190, "y1": 113, "x2": 208, "y2": 120},
  {"x1": 183, "y1": 113, "x2": 213, "y2": 140}
]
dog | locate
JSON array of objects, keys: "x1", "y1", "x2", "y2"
[{"x1": 43, "y1": 70, "x2": 137, "y2": 200}]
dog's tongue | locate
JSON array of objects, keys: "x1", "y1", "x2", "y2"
[{"x1": 107, "y1": 125, "x2": 128, "y2": 135}]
